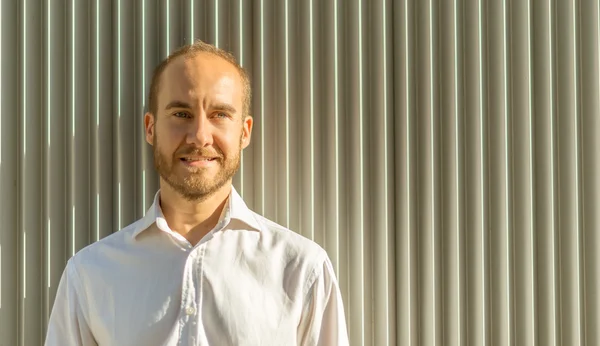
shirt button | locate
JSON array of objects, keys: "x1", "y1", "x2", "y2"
[{"x1": 185, "y1": 306, "x2": 196, "y2": 315}]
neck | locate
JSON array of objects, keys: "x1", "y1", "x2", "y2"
[{"x1": 159, "y1": 180, "x2": 231, "y2": 245}]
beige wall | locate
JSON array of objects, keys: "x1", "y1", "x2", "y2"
[{"x1": 0, "y1": 0, "x2": 598, "y2": 345}]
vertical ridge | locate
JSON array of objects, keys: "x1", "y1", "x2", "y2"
[
  {"x1": 18, "y1": 1, "x2": 26, "y2": 345},
  {"x1": 479, "y1": 0, "x2": 488, "y2": 343},
  {"x1": 573, "y1": 1, "x2": 584, "y2": 344},
  {"x1": 429, "y1": 0, "x2": 437, "y2": 343},
  {"x1": 454, "y1": 0, "x2": 462, "y2": 342},
  {"x1": 528, "y1": 0, "x2": 537, "y2": 343}
]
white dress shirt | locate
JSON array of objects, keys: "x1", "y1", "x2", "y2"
[{"x1": 45, "y1": 187, "x2": 349, "y2": 346}]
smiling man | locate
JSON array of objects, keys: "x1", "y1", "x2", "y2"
[{"x1": 45, "y1": 41, "x2": 349, "y2": 346}]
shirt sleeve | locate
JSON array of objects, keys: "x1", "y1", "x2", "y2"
[
  {"x1": 297, "y1": 256, "x2": 349, "y2": 346},
  {"x1": 45, "y1": 259, "x2": 97, "y2": 346}
]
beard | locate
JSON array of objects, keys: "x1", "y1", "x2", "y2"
[{"x1": 153, "y1": 135, "x2": 241, "y2": 202}]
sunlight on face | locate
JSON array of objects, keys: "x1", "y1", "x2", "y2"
[{"x1": 147, "y1": 52, "x2": 252, "y2": 201}]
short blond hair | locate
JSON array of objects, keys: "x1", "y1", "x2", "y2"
[{"x1": 148, "y1": 40, "x2": 251, "y2": 118}]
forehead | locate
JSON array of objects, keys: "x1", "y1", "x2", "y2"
[{"x1": 157, "y1": 52, "x2": 243, "y2": 109}]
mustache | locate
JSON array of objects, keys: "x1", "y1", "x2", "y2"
[{"x1": 175, "y1": 146, "x2": 223, "y2": 158}]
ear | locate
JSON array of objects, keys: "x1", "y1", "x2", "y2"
[
  {"x1": 241, "y1": 115, "x2": 253, "y2": 149},
  {"x1": 144, "y1": 112, "x2": 155, "y2": 145}
]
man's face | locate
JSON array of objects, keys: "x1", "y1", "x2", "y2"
[{"x1": 144, "y1": 52, "x2": 253, "y2": 201}]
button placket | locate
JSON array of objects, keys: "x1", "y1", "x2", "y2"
[
  {"x1": 194, "y1": 242, "x2": 210, "y2": 345},
  {"x1": 177, "y1": 249, "x2": 198, "y2": 343},
  {"x1": 185, "y1": 306, "x2": 196, "y2": 316}
]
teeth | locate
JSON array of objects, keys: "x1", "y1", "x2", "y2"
[{"x1": 183, "y1": 158, "x2": 211, "y2": 161}]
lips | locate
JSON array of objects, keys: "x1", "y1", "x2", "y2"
[
  {"x1": 175, "y1": 147, "x2": 222, "y2": 166},
  {"x1": 178, "y1": 155, "x2": 220, "y2": 168},
  {"x1": 180, "y1": 157, "x2": 216, "y2": 162}
]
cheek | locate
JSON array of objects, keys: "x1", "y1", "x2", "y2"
[
  {"x1": 156, "y1": 124, "x2": 185, "y2": 152},
  {"x1": 214, "y1": 128, "x2": 243, "y2": 151},
  {"x1": 165, "y1": 121, "x2": 189, "y2": 137}
]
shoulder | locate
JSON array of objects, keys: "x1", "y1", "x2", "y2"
[
  {"x1": 247, "y1": 212, "x2": 332, "y2": 294},
  {"x1": 253, "y1": 212, "x2": 327, "y2": 262},
  {"x1": 67, "y1": 218, "x2": 144, "y2": 270}
]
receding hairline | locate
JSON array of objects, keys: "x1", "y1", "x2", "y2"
[{"x1": 164, "y1": 50, "x2": 242, "y2": 76}]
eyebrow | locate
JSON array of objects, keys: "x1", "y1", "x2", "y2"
[
  {"x1": 165, "y1": 100, "x2": 192, "y2": 110},
  {"x1": 164, "y1": 101, "x2": 237, "y2": 114},
  {"x1": 212, "y1": 103, "x2": 238, "y2": 114}
]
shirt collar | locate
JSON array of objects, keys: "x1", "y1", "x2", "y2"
[{"x1": 132, "y1": 186, "x2": 262, "y2": 240}]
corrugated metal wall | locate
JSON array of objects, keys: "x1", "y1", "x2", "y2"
[{"x1": 0, "y1": 1, "x2": 598, "y2": 345}]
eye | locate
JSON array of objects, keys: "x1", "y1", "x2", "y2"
[
  {"x1": 174, "y1": 111, "x2": 192, "y2": 119},
  {"x1": 214, "y1": 112, "x2": 229, "y2": 119}
]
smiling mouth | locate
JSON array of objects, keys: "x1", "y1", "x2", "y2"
[{"x1": 180, "y1": 157, "x2": 216, "y2": 162}]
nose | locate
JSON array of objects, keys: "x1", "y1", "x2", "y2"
[{"x1": 187, "y1": 113, "x2": 213, "y2": 147}]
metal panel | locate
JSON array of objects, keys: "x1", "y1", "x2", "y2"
[{"x1": 0, "y1": 0, "x2": 598, "y2": 345}]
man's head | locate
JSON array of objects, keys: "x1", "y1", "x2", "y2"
[
  {"x1": 144, "y1": 40, "x2": 253, "y2": 201},
  {"x1": 148, "y1": 41, "x2": 252, "y2": 118}
]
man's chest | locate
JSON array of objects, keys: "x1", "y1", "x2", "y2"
[{"x1": 83, "y1": 252, "x2": 302, "y2": 345}]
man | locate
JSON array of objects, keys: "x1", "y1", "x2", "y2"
[{"x1": 45, "y1": 41, "x2": 349, "y2": 345}]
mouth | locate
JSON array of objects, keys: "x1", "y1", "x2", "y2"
[
  {"x1": 179, "y1": 156, "x2": 218, "y2": 167},
  {"x1": 180, "y1": 157, "x2": 216, "y2": 162}
]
